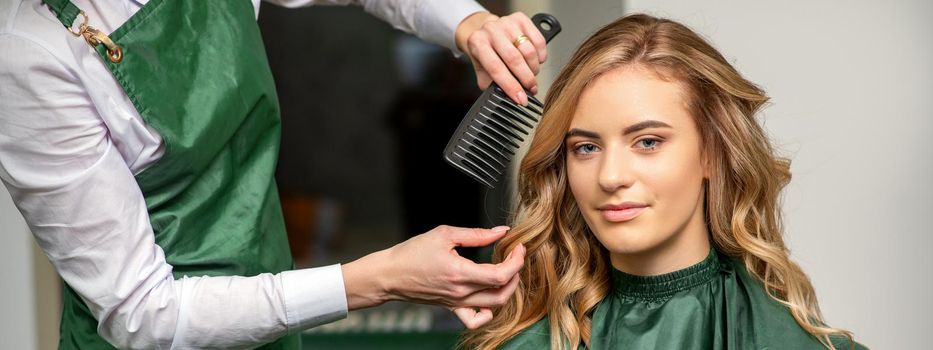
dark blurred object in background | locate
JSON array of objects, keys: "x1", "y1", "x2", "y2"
[
  {"x1": 388, "y1": 35, "x2": 486, "y2": 260},
  {"x1": 258, "y1": 2, "x2": 509, "y2": 349},
  {"x1": 260, "y1": 4, "x2": 403, "y2": 268}
]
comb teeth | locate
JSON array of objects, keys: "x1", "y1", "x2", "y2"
[{"x1": 444, "y1": 85, "x2": 543, "y2": 188}]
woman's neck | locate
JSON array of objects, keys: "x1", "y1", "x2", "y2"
[{"x1": 609, "y1": 208, "x2": 711, "y2": 276}]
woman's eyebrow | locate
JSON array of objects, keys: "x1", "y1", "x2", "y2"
[
  {"x1": 566, "y1": 128, "x2": 600, "y2": 139},
  {"x1": 566, "y1": 120, "x2": 672, "y2": 140},
  {"x1": 623, "y1": 120, "x2": 672, "y2": 135}
]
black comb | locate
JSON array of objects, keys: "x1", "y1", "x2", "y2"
[{"x1": 444, "y1": 13, "x2": 561, "y2": 188}]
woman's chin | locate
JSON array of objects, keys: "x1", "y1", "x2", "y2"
[{"x1": 596, "y1": 230, "x2": 664, "y2": 258}]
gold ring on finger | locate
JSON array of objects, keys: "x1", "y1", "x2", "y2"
[{"x1": 513, "y1": 34, "x2": 529, "y2": 48}]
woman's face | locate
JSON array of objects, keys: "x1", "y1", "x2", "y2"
[{"x1": 565, "y1": 65, "x2": 710, "y2": 274}]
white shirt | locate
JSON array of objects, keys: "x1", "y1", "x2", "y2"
[{"x1": 0, "y1": 0, "x2": 484, "y2": 349}]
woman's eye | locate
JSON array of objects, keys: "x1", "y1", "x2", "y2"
[
  {"x1": 635, "y1": 138, "x2": 662, "y2": 151},
  {"x1": 574, "y1": 143, "x2": 600, "y2": 155}
]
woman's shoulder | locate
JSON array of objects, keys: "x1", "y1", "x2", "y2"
[
  {"x1": 497, "y1": 318, "x2": 554, "y2": 350},
  {"x1": 724, "y1": 255, "x2": 870, "y2": 349},
  {"x1": 832, "y1": 336, "x2": 871, "y2": 350}
]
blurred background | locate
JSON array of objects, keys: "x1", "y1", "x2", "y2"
[{"x1": 2, "y1": 0, "x2": 930, "y2": 349}]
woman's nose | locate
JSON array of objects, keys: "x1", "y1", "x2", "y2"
[{"x1": 598, "y1": 148, "x2": 635, "y2": 193}]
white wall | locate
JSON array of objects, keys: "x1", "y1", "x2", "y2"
[
  {"x1": 0, "y1": 186, "x2": 36, "y2": 349},
  {"x1": 527, "y1": 0, "x2": 931, "y2": 348}
]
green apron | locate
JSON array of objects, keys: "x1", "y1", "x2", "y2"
[{"x1": 44, "y1": 0, "x2": 299, "y2": 348}]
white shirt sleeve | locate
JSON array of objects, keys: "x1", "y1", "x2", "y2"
[
  {"x1": 264, "y1": 0, "x2": 486, "y2": 54},
  {"x1": 0, "y1": 30, "x2": 347, "y2": 350}
]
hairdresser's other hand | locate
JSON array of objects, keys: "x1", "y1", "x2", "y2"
[
  {"x1": 341, "y1": 226, "x2": 525, "y2": 322},
  {"x1": 456, "y1": 11, "x2": 547, "y2": 106}
]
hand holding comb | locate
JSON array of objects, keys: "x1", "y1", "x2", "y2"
[{"x1": 444, "y1": 13, "x2": 562, "y2": 188}]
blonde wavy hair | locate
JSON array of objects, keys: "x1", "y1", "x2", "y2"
[{"x1": 461, "y1": 13, "x2": 853, "y2": 350}]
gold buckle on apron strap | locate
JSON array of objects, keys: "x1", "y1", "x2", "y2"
[{"x1": 66, "y1": 10, "x2": 123, "y2": 63}]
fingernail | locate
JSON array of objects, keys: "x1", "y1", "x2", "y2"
[
  {"x1": 530, "y1": 85, "x2": 538, "y2": 95},
  {"x1": 491, "y1": 226, "x2": 510, "y2": 233},
  {"x1": 517, "y1": 91, "x2": 528, "y2": 106}
]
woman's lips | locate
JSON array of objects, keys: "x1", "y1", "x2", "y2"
[{"x1": 599, "y1": 203, "x2": 647, "y2": 222}]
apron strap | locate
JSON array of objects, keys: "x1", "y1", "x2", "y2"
[
  {"x1": 41, "y1": 0, "x2": 124, "y2": 63},
  {"x1": 43, "y1": 0, "x2": 80, "y2": 30}
]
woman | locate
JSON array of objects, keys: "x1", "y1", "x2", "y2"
[{"x1": 461, "y1": 14, "x2": 866, "y2": 350}]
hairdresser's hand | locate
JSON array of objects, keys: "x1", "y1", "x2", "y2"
[
  {"x1": 341, "y1": 225, "x2": 525, "y2": 328},
  {"x1": 456, "y1": 11, "x2": 547, "y2": 106}
]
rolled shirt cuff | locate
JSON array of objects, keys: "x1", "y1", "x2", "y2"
[
  {"x1": 280, "y1": 264, "x2": 348, "y2": 332},
  {"x1": 416, "y1": 0, "x2": 487, "y2": 56}
]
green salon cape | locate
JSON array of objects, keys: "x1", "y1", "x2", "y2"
[{"x1": 501, "y1": 249, "x2": 867, "y2": 350}]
